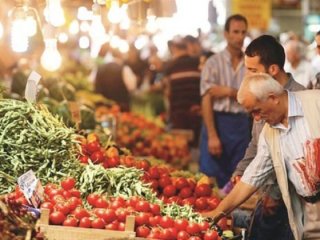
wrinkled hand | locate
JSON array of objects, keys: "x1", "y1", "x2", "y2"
[
  {"x1": 262, "y1": 195, "x2": 281, "y2": 216},
  {"x1": 208, "y1": 135, "x2": 222, "y2": 157}
]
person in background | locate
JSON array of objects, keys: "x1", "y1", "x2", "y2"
[
  {"x1": 199, "y1": 14, "x2": 251, "y2": 189},
  {"x1": 284, "y1": 39, "x2": 316, "y2": 88},
  {"x1": 204, "y1": 72, "x2": 320, "y2": 240},
  {"x1": 163, "y1": 39, "x2": 202, "y2": 147},
  {"x1": 232, "y1": 34, "x2": 305, "y2": 240},
  {"x1": 183, "y1": 35, "x2": 203, "y2": 58},
  {"x1": 94, "y1": 46, "x2": 137, "y2": 111}
]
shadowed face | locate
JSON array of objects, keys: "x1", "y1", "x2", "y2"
[{"x1": 241, "y1": 92, "x2": 283, "y2": 126}]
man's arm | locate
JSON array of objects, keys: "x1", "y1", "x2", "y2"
[
  {"x1": 202, "y1": 90, "x2": 222, "y2": 157},
  {"x1": 209, "y1": 85, "x2": 238, "y2": 99},
  {"x1": 233, "y1": 120, "x2": 265, "y2": 177},
  {"x1": 202, "y1": 181, "x2": 258, "y2": 219}
]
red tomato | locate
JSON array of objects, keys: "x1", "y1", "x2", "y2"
[
  {"x1": 68, "y1": 197, "x2": 81, "y2": 211},
  {"x1": 149, "y1": 215, "x2": 161, "y2": 227},
  {"x1": 136, "y1": 225, "x2": 150, "y2": 238},
  {"x1": 44, "y1": 183, "x2": 58, "y2": 195},
  {"x1": 40, "y1": 202, "x2": 54, "y2": 213},
  {"x1": 135, "y1": 212, "x2": 150, "y2": 226},
  {"x1": 62, "y1": 190, "x2": 72, "y2": 199},
  {"x1": 195, "y1": 184, "x2": 212, "y2": 197},
  {"x1": 199, "y1": 221, "x2": 210, "y2": 232},
  {"x1": 105, "y1": 221, "x2": 119, "y2": 230},
  {"x1": 163, "y1": 185, "x2": 177, "y2": 197},
  {"x1": 63, "y1": 217, "x2": 78, "y2": 227},
  {"x1": 137, "y1": 159, "x2": 150, "y2": 171},
  {"x1": 182, "y1": 197, "x2": 196, "y2": 206},
  {"x1": 167, "y1": 196, "x2": 182, "y2": 205},
  {"x1": 95, "y1": 197, "x2": 109, "y2": 208},
  {"x1": 69, "y1": 189, "x2": 81, "y2": 198},
  {"x1": 186, "y1": 222, "x2": 200, "y2": 235},
  {"x1": 148, "y1": 166, "x2": 160, "y2": 179},
  {"x1": 49, "y1": 211, "x2": 66, "y2": 225},
  {"x1": 91, "y1": 218, "x2": 106, "y2": 229},
  {"x1": 159, "y1": 216, "x2": 175, "y2": 228},
  {"x1": 79, "y1": 155, "x2": 89, "y2": 164},
  {"x1": 90, "y1": 151, "x2": 105, "y2": 164},
  {"x1": 48, "y1": 188, "x2": 63, "y2": 200},
  {"x1": 179, "y1": 187, "x2": 193, "y2": 199},
  {"x1": 217, "y1": 217, "x2": 228, "y2": 230},
  {"x1": 149, "y1": 179, "x2": 159, "y2": 191},
  {"x1": 61, "y1": 177, "x2": 76, "y2": 191},
  {"x1": 87, "y1": 193, "x2": 100, "y2": 207},
  {"x1": 55, "y1": 202, "x2": 70, "y2": 215},
  {"x1": 126, "y1": 196, "x2": 141, "y2": 208},
  {"x1": 175, "y1": 178, "x2": 190, "y2": 190},
  {"x1": 135, "y1": 200, "x2": 150, "y2": 212},
  {"x1": 110, "y1": 200, "x2": 125, "y2": 210},
  {"x1": 177, "y1": 230, "x2": 190, "y2": 240},
  {"x1": 118, "y1": 222, "x2": 125, "y2": 231},
  {"x1": 116, "y1": 208, "x2": 129, "y2": 222},
  {"x1": 174, "y1": 219, "x2": 189, "y2": 231},
  {"x1": 204, "y1": 230, "x2": 219, "y2": 240},
  {"x1": 195, "y1": 197, "x2": 208, "y2": 211},
  {"x1": 158, "y1": 176, "x2": 172, "y2": 189},
  {"x1": 79, "y1": 217, "x2": 91, "y2": 228},
  {"x1": 50, "y1": 194, "x2": 65, "y2": 205},
  {"x1": 103, "y1": 209, "x2": 117, "y2": 224},
  {"x1": 149, "y1": 203, "x2": 161, "y2": 215},
  {"x1": 107, "y1": 157, "x2": 120, "y2": 168},
  {"x1": 207, "y1": 197, "x2": 220, "y2": 210},
  {"x1": 188, "y1": 179, "x2": 196, "y2": 190},
  {"x1": 73, "y1": 208, "x2": 90, "y2": 220},
  {"x1": 86, "y1": 141, "x2": 100, "y2": 154}
]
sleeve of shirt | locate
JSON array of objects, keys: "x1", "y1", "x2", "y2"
[
  {"x1": 241, "y1": 129, "x2": 274, "y2": 188},
  {"x1": 200, "y1": 57, "x2": 218, "y2": 96},
  {"x1": 233, "y1": 120, "x2": 265, "y2": 176},
  {"x1": 122, "y1": 65, "x2": 137, "y2": 92}
]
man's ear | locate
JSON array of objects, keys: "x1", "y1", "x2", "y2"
[{"x1": 267, "y1": 64, "x2": 280, "y2": 76}]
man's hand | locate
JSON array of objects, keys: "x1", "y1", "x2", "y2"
[{"x1": 208, "y1": 134, "x2": 222, "y2": 157}]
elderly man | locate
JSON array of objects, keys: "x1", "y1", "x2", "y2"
[{"x1": 204, "y1": 73, "x2": 320, "y2": 240}]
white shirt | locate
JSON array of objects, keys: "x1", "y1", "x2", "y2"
[
  {"x1": 284, "y1": 59, "x2": 317, "y2": 88},
  {"x1": 242, "y1": 91, "x2": 319, "y2": 197}
]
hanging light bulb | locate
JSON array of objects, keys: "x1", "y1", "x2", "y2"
[
  {"x1": 41, "y1": 38, "x2": 62, "y2": 71},
  {"x1": 45, "y1": 0, "x2": 65, "y2": 27},
  {"x1": 69, "y1": 20, "x2": 79, "y2": 35},
  {"x1": 10, "y1": 11, "x2": 29, "y2": 52},
  {"x1": 108, "y1": 0, "x2": 122, "y2": 24},
  {"x1": 90, "y1": 3, "x2": 105, "y2": 39}
]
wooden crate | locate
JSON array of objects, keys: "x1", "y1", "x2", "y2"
[{"x1": 37, "y1": 209, "x2": 136, "y2": 240}]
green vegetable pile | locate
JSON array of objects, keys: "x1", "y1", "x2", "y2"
[
  {"x1": 79, "y1": 163, "x2": 156, "y2": 201},
  {"x1": 0, "y1": 99, "x2": 82, "y2": 194}
]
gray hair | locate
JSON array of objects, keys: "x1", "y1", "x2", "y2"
[{"x1": 237, "y1": 73, "x2": 284, "y2": 104}]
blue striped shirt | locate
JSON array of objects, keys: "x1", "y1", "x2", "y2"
[
  {"x1": 200, "y1": 49, "x2": 247, "y2": 113},
  {"x1": 242, "y1": 91, "x2": 318, "y2": 197}
]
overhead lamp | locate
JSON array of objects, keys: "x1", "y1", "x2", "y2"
[
  {"x1": 41, "y1": 38, "x2": 62, "y2": 71},
  {"x1": 45, "y1": 0, "x2": 65, "y2": 27},
  {"x1": 9, "y1": 1, "x2": 40, "y2": 52}
]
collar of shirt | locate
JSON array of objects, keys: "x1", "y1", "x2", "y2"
[
  {"x1": 222, "y1": 48, "x2": 244, "y2": 70},
  {"x1": 273, "y1": 91, "x2": 304, "y2": 130}
]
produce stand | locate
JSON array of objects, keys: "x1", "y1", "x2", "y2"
[{"x1": 37, "y1": 209, "x2": 136, "y2": 240}]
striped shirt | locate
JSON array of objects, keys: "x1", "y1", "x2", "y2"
[
  {"x1": 242, "y1": 91, "x2": 318, "y2": 197},
  {"x1": 200, "y1": 49, "x2": 246, "y2": 113}
]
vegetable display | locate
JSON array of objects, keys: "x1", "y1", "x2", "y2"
[{"x1": 0, "y1": 99, "x2": 81, "y2": 194}]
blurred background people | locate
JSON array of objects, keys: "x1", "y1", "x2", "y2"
[
  {"x1": 284, "y1": 39, "x2": 316, "y2": 88},
  {"x1": 94, "y1": 45, "x2": 137, "y2": 112},
  {"x1": 163, "y1": 39, "x2": 202, "y2": 147}
]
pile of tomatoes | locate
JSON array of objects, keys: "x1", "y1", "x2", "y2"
[
  {"x1": 36, "y1": 177, "x2": 227, "y2": 240},
  {"x1": 143, "y1": 166, "x2": 221, "y2": 212}
]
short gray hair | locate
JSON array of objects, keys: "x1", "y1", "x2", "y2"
[{"x1": 237, "y1": 73, "x2": 284, "y2": 104}]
